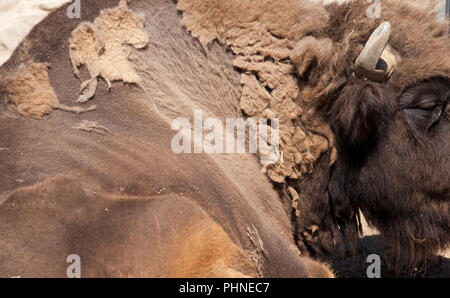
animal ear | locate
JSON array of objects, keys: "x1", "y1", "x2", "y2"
[{"x1": 330, "y1": 84, "x2": 387, "y2": 151}]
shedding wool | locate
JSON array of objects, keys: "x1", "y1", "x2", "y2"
[
  {"x1": 177, "y1": 0, "x2": 334, "y2": 182},
  {"x1": 69, "y1": 0, "x2": 149, "y2": 103}
]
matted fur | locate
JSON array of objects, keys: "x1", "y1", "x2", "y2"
[
  {"x1": 290, "y1": 0, "x2": 449, "y2": 269},
  {"x1": 69, "y1": 0, "x2": 149, "y2": 102},
  {"x1": 0, "y1": 0, "x2": 335, "y2": 278},
  {"x1": 0, "y1": 61, "x2": 96, "y2": 118},
  {"x1": 178, "y1": 0, "x2": 334, "y2": 183},
  {"x1": 1, "y1": 61, "x2": 59, "y2": 118},
  {"x1": 179, "y1": 0, "x2": 449, "y2": 271}
]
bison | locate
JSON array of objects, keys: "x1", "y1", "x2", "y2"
[
  {"x1": 0, "y1": 0, "x2": 334, "y2": 278},
  {"x1": 288, "y1": 0, "x2": 450, "y2": 271},
  {"x1": 176, "y1": 0, "x2": 449, "y2": 274},
  {"x1": 0, "y1": 0, "x2": 448, "y2": 278}
]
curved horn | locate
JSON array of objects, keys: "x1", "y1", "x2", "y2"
[{"x1": 355, "y1": 22, "x2": 396, "y2": 82}]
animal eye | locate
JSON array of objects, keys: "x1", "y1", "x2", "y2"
[
  {"x1": 417, "y1": 103, "x2": 440, "y2": 112},
  {"x1": 404, "y1": 105, "x2": 443, "y2": 132},
  {"x1": 375, "y1": 58, "x2": 388, "y2": 71}
]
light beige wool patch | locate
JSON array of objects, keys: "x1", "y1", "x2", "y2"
[
  {"x1": 69, "y1": 0, "x2": 149, "y2": 103},
  {"x1": 1, "y1": 61, "x2": 96, "y2": 119},
  {"x1": 1, "y1": 61, "x2": 59, "y2": 118},
  {"x1": 178, "y1": 0, "x2": 334, "y2": 182}
]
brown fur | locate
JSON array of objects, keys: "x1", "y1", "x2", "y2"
[
  {"x1": 0, "y1": 0, "x2": 333, "y2": 278},
  {"x1": 178, "y1": 0, "x2": 334, "y2": 183},
  {"x1": 287, "y1": 0, "x2": 449, "y2": 270},
  {"x1": 3, "y1": 0, "x2": 446, "y2": 277},
  {"x1": 291, "y1": 0, "x2": 450, "y2": 102},
  {"x1": 0, "y1": 175, "x2": 258, "y2": 277},
  {"x1": 177, "y1": 0, "x2": 449, "y2": 272},
  {"x1": 178, "y1": 0, "x2": 450, "y2": 271}
]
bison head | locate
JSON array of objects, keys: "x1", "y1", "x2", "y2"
[{"x1": 291, "y1": 0, "x2": 449, "y2": 268}]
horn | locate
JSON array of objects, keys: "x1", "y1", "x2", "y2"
[{"x1": 355, "y1": 22, "x2": 398, "y2": 82}]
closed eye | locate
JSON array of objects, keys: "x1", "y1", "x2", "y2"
[
  {"x1": 400, "y1": 79, "x2": 449, "y2": 133},
  {"x1": 404, "y1": 105, "x2": 443, "y2": 132},
  {"x1": 415, "y1": 104, "x2": 440, "y2": 112}
]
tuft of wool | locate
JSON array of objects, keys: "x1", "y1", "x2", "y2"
[
  {"x1": 178, "y1": 0, "x2": 334, "y2": 182},
  {"x1": 1, "y1": 61, "x2": 58, "y2": 118},
  {"x1": 69, "y1": 0, "x2": 149, "y2": 103}
]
